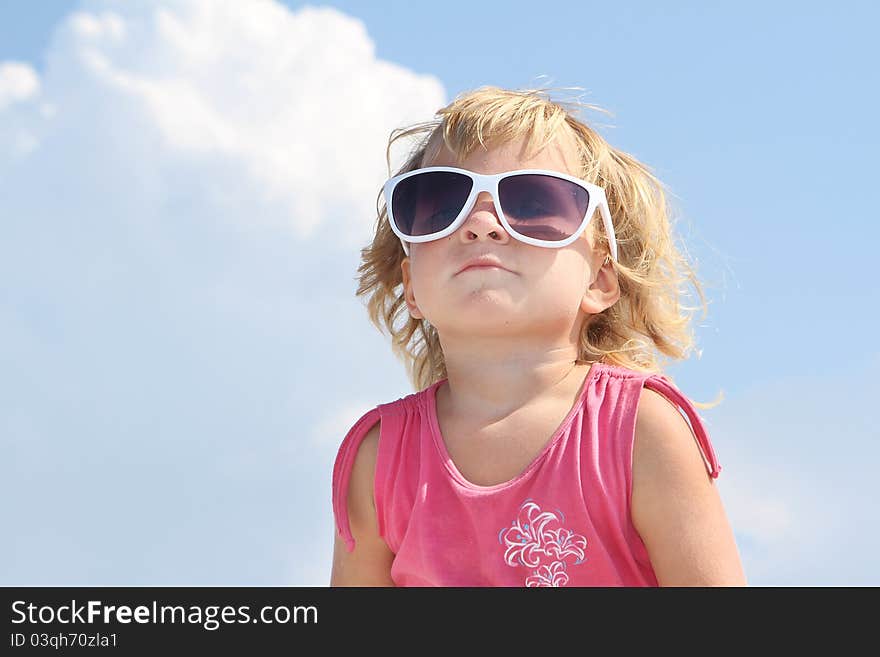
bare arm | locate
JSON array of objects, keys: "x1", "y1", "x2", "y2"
[
  {"x1": 631, "y1": 387, "x2": 747, "y2": 586},
  {"x1": 330, "y1": 421, "x2": 396, "y2": 586}
]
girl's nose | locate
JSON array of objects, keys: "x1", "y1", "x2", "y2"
[{"x1": 459, "y1": 192, "x2": 510, "y2": 245}]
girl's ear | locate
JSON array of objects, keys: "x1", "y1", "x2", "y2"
[
  {"x1": 580, "y1": 259, "x2": 620, "y2": 315},
  {"x1": 400, "y1": 257, "x2": 425, "y2": 320}
]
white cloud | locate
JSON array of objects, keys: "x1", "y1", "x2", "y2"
[
  {"x1": 0, "y1": 0, "x2": 440, "y2": 585},
  {"x1": 0, "y1": 62, "x2": 43, "y2": 155},
  {"x1": 2, "y1": 0, "x2": 443, "y2": 246},
  {"x1": 0, "y1": 61, "x2": 40, "y2": 110}
]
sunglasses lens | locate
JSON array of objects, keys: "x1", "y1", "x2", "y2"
[
  {"x1": 391, "y1": 171, "x2": 473, "y2": 237},
  {"x1": 498, "y1": 174, "x2": 590, "y2": 242}
]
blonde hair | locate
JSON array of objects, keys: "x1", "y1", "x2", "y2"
[{"x1": 356, "y1": 85, "x2": 721, "y2": 410}]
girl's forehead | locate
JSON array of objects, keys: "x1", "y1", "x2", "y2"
[{"x1": 422, "y1": 131, "x2": 581, "y2": 175}]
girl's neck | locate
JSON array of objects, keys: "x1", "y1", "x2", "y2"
[{"x1": 439, "y1": 357, "x2": 594, "y2": 427}]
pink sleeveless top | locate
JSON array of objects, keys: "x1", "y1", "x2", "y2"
[{"x1": 332, "y1": 362, "x2": 721, "y2": 587}]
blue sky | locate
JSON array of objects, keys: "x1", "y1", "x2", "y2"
[{"x1": 1, "y1": 0, "x2": 877, "y2": 585}]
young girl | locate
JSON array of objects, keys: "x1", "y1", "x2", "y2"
[{"x1": 330, "y1": 86, "x2": 747, "y2": 587}]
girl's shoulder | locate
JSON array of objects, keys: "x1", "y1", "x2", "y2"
[
  {"x1": 590, "y1": 360, "x2": 722, "y2": 478},
  {"x1": 332, "y1": 382, "x2": 439, "y2": 552}
]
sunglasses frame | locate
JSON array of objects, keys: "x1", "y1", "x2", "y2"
[{"x1": 383, "y1": 166, "x2": 618, "y2": 262}]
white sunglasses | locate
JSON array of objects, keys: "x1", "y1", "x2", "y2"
[{"x1": 383, "y1": 166, "x2": 618, "y2": 262}]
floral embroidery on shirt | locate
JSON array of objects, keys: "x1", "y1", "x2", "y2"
[
  {"x1": 498, "y1": 499, "x2": 588, "y2": 586},
  {"x1": 526, "y1": 560, "x2": 569, "y2": 587}
]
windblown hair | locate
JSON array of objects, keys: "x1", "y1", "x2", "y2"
[{"x1": 356, "y1": 85, "x2": 721, "y2": 409}]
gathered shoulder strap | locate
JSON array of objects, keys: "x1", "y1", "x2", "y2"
[
  {"x1": 331, "y1": 407, "x2": 382, "y2": 553},
  {"x1": 642, "y1": 374, "x2": 722, "y2": 479}
]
